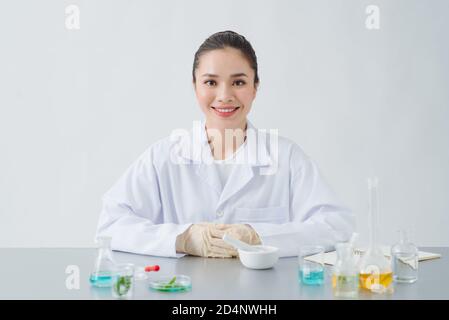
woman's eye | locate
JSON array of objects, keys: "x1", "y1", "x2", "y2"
[
  {"x1": 204, "y1": 80, "x2": 216, "y2": 86},
  {"x1": 203, "y1": 79, "x2": 246, "y2": 87},
  {"x1": 233, "y1": 80, "x2": 246, "y2": 86}
]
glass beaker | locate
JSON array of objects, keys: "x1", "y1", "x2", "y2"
[
  {"x1": 332, "y1": 242, "x2": 359, "y2": 298},
  {"x1": 298, "y1": 245, "x2": 325, "y2": 286},
  {"x1": 112, "y1": 263, "x2": 135, "y2": 299},
  {"x1": 89, "y1": 236, "x2": 115, "y2": 287},
  {"x1": 391, "y1": 230, "x2": 418, "y2": 283}
]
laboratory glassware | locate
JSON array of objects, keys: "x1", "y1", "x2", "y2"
[
  {"x1": 358, "y1": 177, "x2": 393, "y2": 293},
  {"x1": 391, "y1": 230, "x2": 418, "y2": 283},
  {"x1": 332, "y1": 242, "x2": 359, "y2": 298},
  {"x1": 89, "y1": 236, "x2": 116, "y2": 287},
  {"x1": 134, "y1": 265, "x2": 160, "y2": 280},
  {"x1": 149, "y1": 275, "x2": 192, "y2": 292},
  {"x1": 112, "y1": 263, "x2": 135, "y2": 299},
  {"x1": 298, "y1": 245, "x2": 325, "y2": 285}
]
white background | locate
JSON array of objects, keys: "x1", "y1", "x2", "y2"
[{"x1": 1, "y1": 0, "x2": 448, "y2": 248}]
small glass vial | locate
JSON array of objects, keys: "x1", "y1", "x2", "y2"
[
  {"x1": 112, "y1": 263, "x2": 135, "y2": 299},
  {"x1": 332, "y1": 242, "x2": 359, "y2": 298},
  {"x1": 391, "y1": 230, "x2": 418, "y2": 283}
]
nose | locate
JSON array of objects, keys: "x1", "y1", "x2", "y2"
[{"x1": 217, "y1": 83, "x2": 235, "y2": 103}]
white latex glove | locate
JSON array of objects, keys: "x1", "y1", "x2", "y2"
[
  {"x1": 211, "y1": 223, "x2": 262, "y2": 250},
  {"x1": 175, "y1": 223, "x2": 238, "y2": 258}
]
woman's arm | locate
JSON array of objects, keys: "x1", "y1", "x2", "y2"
[
  {"x1": 95, "y1": 147, "x2": 192, "y2": 258},
  {"x1": 246, "y1": 146, "x2": 355, "y2": 257}
]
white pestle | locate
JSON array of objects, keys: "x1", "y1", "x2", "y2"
[{"x1": 222, "y1": 234, "x2": 266, "y2": 252}]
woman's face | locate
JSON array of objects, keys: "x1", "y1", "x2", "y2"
[{"x1": 193, "y1": 47, "x2": 258, "y2": 130}]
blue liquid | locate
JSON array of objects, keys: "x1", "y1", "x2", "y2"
[
  {"x1": 89, "y1": 272, "x2": 113, "y2": 287},
  {"x1": 299, "y1": 268, "x2": 324, "y2": 286}
]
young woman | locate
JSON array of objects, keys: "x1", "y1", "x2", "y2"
[{"x1": 95, "y1": 31, "x2": 355, "y2": 258}]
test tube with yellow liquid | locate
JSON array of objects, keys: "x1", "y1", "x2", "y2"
[{"x1": 358, "y1": 177, "x2": 393, "y2": 294}]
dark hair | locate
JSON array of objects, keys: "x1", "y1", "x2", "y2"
[{"x1": 192, "y1": 30, "x2": 259, "y2": 86}]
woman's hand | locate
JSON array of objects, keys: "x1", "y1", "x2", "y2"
[
  {"x1": 175, "y1": 223, "x2": 238, "y2": 258},
  {"x1": 212, "y1": 223, "x2": 262, "y2": 249},
  {"x1": 175, "y1": 223, "x2": 261, "y2": 258}
]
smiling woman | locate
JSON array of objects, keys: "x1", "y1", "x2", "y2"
[
  {"x1": 195, "y1": 48, "x2": 255, "y2": 125},
  {"x1": 95, "y1": 30, "x2": 355, "y2": 259},
  {"x1": 191, "y1": 31, "x2": 260, "y2": 161}
]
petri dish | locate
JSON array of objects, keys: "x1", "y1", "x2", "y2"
[{"x1": 149, "y1": 275, "x2": 192, "y2": 292}]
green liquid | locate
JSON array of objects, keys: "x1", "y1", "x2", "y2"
[
  {"x1": 150, "y1": 276, "x2": 191, "y2": 292},
  {"x1": 151, "y1": 284, "x2": 192, "y2": 292},
  {"x1": 333, "y1": 275, "x2": 359, "y2": 298}
]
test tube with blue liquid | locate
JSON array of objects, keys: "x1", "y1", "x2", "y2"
[{"x1": 298, "y1": 245, "x2": 325, "y2": 285}]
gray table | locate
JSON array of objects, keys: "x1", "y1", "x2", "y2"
[{"x1": 1, "y1": 248, "x2": 447, "y2": 299}]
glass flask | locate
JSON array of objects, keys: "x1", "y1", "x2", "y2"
[
  {"x1": 89, "y1": 236, "x2": 116, "y2": 287},
  {"x1": 332, "y1": 242, "x2": 359, "y2": 298},
  {"x1": 358, "y1": 177, "x2": 393, "y2": 294},
  {"x1": 391, "y1": 230, "x2": 418, "y2": 283}
]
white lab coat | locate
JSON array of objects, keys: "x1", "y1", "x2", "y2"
[{"x1": 95, "y1": 120, "x2": 355, "y2": 258}]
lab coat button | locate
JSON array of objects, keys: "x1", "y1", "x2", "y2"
[{"x1": 216, "y1": 211, "x2": 224, "y2": 217}]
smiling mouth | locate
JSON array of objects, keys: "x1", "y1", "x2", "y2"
[
  {"x1": 211, "y1": 106, "x2": 240, "y2": 112},
  {"x1": 210, "y1": 106, "x2": 241, "y2": 117}
]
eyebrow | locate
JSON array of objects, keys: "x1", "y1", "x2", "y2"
[{"x1": 201, "y1": 73, "x2": 248, "y2": 78}]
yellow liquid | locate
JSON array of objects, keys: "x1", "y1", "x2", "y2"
[
  {"x1": 332, "y1": 275, "x2": 359, "y2": 288},
  {"x1": 359, "y1": 272, "x2": 393, "y2": 290}
]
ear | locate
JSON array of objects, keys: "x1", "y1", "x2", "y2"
[{"x1": 253, "y1": 82, "x2": 259, "y2": 95}]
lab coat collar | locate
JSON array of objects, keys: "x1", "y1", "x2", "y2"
[
  {"x1": 173, "y1": 120, "x2": 277, "y2": 206},
  {"x1": 176, "y1": 119, "x2": 273, "y2": 167}
]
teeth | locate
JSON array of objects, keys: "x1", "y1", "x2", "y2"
[{"x1": 215, "y1": 108, "x2": 237, "y2": 113}]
